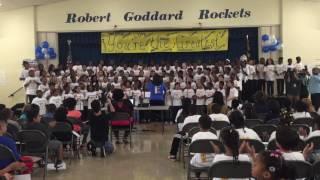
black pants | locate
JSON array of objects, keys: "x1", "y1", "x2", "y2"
[
  {"x1": 169, "y1": 132, "x2": 184, "y2": 156},
  {"x1": 277, "y1": 79, "x2": 285, "y2": 96},
  {"x1": 311, "y1": 93, "x2": 320, "y2": 111},
  {"x1": 27, "y1": 95, "x2": 36, "y2": 104},
  {"x1": 171, "y1": 106, "x2": 181, "y2": 123},
  {"x1": 266, "y1": 81, "x2": 274, "y2": 96},
  {"x1": 247, "y1": 80, "x2": 255, "y2": 102},
  {"x1": 258, "y1": 79, "x2": 266, "y2": 92}
]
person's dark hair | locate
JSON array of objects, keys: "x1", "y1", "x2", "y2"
[
  {"x1": 26, "y1": 104, "x2": 40, "y2": 122},
  {"x1": 63, "y1": 98, "x2": 77, "y2": 110},
  {"x1": 0, "y1": 108, "x2": 12, "y2": 121},
  {"x1": 112, "y1": 89, "x2": 124, "y2": 101},
  {"x1": 243, "y1": 103, "x2": 258, "y2": 119},
  {"x1": 199, "y1": 115, "x2": 212, "y2": 130},
  {"x1": 152, "y1": 73, "x2": 163, "y2": 86},
  {"x1": 220, "y1": 127, "x2": 240, "y2": 162},
  {"x1": 211, "y1": 103, "x2": 222, "y2": 114},
  {"x1": 91, "y1": 100, "x2": 101, "y2": 113},
  {"x1": 212, "y1": 91, "x2": 224, "y2": 105},
  {"x1": 54, "y1": 107, "x2": 67, "y2": 122},
  {"x1": 258, "y1": 150, "x2": 294, "y2": 179},
  {"x1": 46, "y1": 103, "x2": 57, "y2": 113},
  {"x1": 231, "y1": 99, "x2": 240, "y2": 110},
  {"x1": 181, "y1": 98, "x2": 191, "y2": 114},
  {"x1": 276, "y1": 126, "x2": 300, "y2": 150},
  {"x1": 314, "y1": 117, "x2": 320, "y2": 130},
  {"x1": 0, "y1": 104, "x2": 6, "y2": 112},
  {"x1": 295, "y1": 100, "x2": 307, "y2": 112},
  {"x1": 229, "y1": 111, "x2": 245, "y2": 129}
]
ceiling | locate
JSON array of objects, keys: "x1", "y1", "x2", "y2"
[{"x1": 0, "y1": 0, "x2": 67, "y2": 12}]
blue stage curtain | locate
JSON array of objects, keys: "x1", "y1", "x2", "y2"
[{"x1": 58, "y1": 27, "x2": 258, "y2": 65}]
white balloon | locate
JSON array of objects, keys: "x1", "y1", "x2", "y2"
[
  {"x1": 41, "y1": 48, "x2": 48, "y2": 54},
  {"x1": 44, "y1": 54, "x2": 50, "y2": 59}
]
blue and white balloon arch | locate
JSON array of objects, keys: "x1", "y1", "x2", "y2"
[
  {"x1": 261, "y1": 34, "x2": 283, "y2": 53},
  {"x1": 35, "y1": 41, "x2": 57, "y2": 60}
]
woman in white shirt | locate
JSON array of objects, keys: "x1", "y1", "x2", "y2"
[
  {"x1": 229, "y1": 111, "x2": 261, "y2": 141},
  {"x1": 264, "y1": 58, "x2": 276, "y2": 96}
]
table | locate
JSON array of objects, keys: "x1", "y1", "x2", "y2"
[{"x1": 134, "y1": 106, "x2": 170, "y2": 134}]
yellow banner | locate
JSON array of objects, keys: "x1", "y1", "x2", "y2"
[{"x1": 101, "y1": 29, "x2": 228, "y2": 53}]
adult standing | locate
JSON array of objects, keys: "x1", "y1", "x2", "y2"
[
  {"x1": 147, "y1": 74, "x2": 166, "y2": 106},
  {"x1": 275, "y1": 57, "x2": 286, "y2": 96},
  {"x1": 308, "y1": 67, "x2": 320, "y2": 112}
]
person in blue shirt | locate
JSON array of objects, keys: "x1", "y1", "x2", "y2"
[
  {"x1": 0, "y1": 111, "x2": 25, "y2": 172},
  {"x1": 308, "y1": 67, "x2": 320, "y2": 111},
  {"x1": 147, "y1": 74, "x2": 166, "y2": 106}
]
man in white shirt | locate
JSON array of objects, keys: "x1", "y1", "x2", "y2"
[
  {"x1": 294, "y1": 56, "x2": 304, "y2": 72},
  {"x1": 24, "y1": 69, "x2": 41, "y2": 103},
  {"x1": 190, "y1": 115, "x2": 218, "y2": 168}
]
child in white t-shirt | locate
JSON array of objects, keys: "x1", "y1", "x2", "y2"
[
  {"x1": 190, "y1": 115, "x2": 218, "y2": 168},
  {"x1": 38, "y1": 77, "x2": 49, "y2": 93},
  {"x1": 73, "y1": 86, "x2": 85, "y2": 111},
  {"x1": 226, "y1": 81, "x2": 239, "y2": 108},
  {"x1": 183, "y1": 82, "x2": 195, "y2": 104},
  {"x1": 49, "y1": 88, "x2": 63, "y2": 108},
  {"x1": 205, "y1": 82, "x2": 215, "y2": 106},
  {"x1": 171, "y1": 82, "x2": 183, "y2": 123},
  {"x1": 24, "y1": 69, "x2": 41, "y2": 103},
  {"x1": 195, "y1": 83, "x2": 206, "y2": 114},
  {"x1": 32, "y1": 90, "x2": 48, "y2": 116},
  {"x1": 86, "y1": 85, "x2": 98, "y2": 110}
]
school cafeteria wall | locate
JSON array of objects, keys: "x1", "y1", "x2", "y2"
[
  {"x1": 282, "y1": 0, "x2": 320, "y2": 67},
  {"x1": 0, "y1": 7, "x2": 36, "y2": 106},
  {"x1": 36, "y1": 0, "x2": 281, "y2": 32}
]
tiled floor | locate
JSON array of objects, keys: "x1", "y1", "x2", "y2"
[{"x1": 33, "y1": 123, "x2": 186, "y2": 180}]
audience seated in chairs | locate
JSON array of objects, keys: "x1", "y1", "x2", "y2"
[
  {"x1": 209, "y1": 104, "x2": 229, "y2": 123},
  {"x1": 24, "y1": 104, "x2": 64, "y2": 167},
  {"x1": 207, "y1": 91, "x2": 228, "y2": 115},
  {"x1": 109, "y1": 89, "x2": 133, "y2": 144},
  {"x1": 264, "y1": 99, "x2": 281, "y2": 124},
  {"x1": 253, "y1": 91, "x2": 269, "y2": 114}
]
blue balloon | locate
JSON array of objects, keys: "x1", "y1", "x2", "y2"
[
  {"x1": 35, "y1": 46, "x2": 42, "y2": 53},
  {"x1": 262, "y1": 46, "x2": 270, "y2": 53},
  {"x1": 48, "y1": 48, "x2": 55, "y2": 55},
  {"x1": 41, "y1": 41, "x2": 49, "y2": 49},
  {"x1": 50, "y1": 53, "x2": 57, "y2": 59},
  {"x1": 36, "y1": 52, "x2": 45, "y2": 60},
  {"x1": 269, "y1": 45, "x2": 277, "y2": 52},
  {"x1": 262, "y1": 34, "x2": 269, "y2": 41}
]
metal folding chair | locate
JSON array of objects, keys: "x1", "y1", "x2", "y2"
[
  {"x1": 244, "y1": 119, "x2": 263, "y2": 128},
  {"x1": 252, "y1": 124, "x2": 277, "y2": 142},
  {"x1": 208, "y1": 160, "x2": 252, "y2": 179},
  {"x1": 240, "y1": 139, "x2": 265, "y2": 153},
  {"x1": 286, "y1": 160, "x2": 312, "y2": 179},
  {"x1": 211, "y1": 121, "x2": 229, "y2": 131},
  {"x1": 293, "y1": 117, "x2": 314, "y2": 127},
  {"x1": 187, "y1": 139, "x2": 222, "y2": 180},
  {"x1": 109, "y1": 112, "x2": 133, "y2": 147},
  {"x1": 18, "y1": 130, "x2": 48, "y2": 180}
]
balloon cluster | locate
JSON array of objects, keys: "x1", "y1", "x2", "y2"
[
  {"x1": 261, "y1": 34, "x2": 283, "y2": 53},
  {"x1": 35, "y1": 41, "x2": 57, "y2": 60}
]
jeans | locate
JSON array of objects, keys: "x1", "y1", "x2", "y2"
[{"x1": 266, "y1": 81, "x2": 274, "y2": 96}]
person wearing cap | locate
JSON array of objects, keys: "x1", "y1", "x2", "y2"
[{"x1": 23, "y1": 68, "x2": 41, "y2": 104}]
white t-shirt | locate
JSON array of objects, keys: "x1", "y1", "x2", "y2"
[
  {"x1": 196, "y1": 89, "x2": 206, "y2": 105},
  {"x1": 24, "y1": 77, "x2": 41, "y2": 95},
  {"x1": 38, "y1": 84, "x2": 49, "y2": 93},
  {"x1": 183, "y1": 89, "x2": 195, "y2": 99},
  {"x1": 62, "y1": 92, "x2": 74, "y2": 100},
  {"x1": 212, "y1": 154, "x2": 251, "y2": 180},
  {"x1": 49, "y1": 95, "x2": 62, "y2": 108},
  {"x1": 74, "y1": 93, "x2": 85, "y2": 110},
  {"x1": 256, "y1": 64, "x2": 265, "y2": 80},
  {"x1": 294, "y1": 63, "x2": 304, "y2": 72},
  {"x1": 292, "y1": 112, "x2": 312, "y2": 119},
  {"x1": 282, "y1": 152, "x2": 305, "y2": 161},
  {"x1": 275, "y1": 64, "x2": 286, "y2": 79},
  {"x1": 87, "y1": 91, "x2": 98, "y2": 109},
  {"x1": 181, "y1": 115, "x2": 201, "y2": 130},
  {"x1": 264, "y1": 65, "x2": 276, "y2": 81},
  {"x1": 190, "y1": 132, "x2": 218, "y2": 168},
  {"x1": 246, "y1": 65, "x2": 256, "y2": 80},
  {"x1": 20, "y1": 69, "x2": 29, "y2": 80},
  {"x1": 132, "y1": 89, "x2": 142, "y2": 106},
  {"x1": 205, "y1": 89, "x2": 215, "y2": 105},
  {"x1": 171, "y1": 89, "x2": 183, "y2": 106},
  {"x1": 209, "y1": 114, "x2": 229, "y2": 122},
  {"x1": 226, "y1": 87, "x2": 239, "y2": 107},
  {"x1": 236, "y1": 128, "x2": 262, "y2": 141},
  {"x1": 32, "y1": 97, "x2": 48, "y2": 115}
]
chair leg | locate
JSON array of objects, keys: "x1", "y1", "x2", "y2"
[
  {"x1": 129, "y1": 126, "x2": 132, "y2": 148},
  {"x1": 43, "y1": 148, "x2": 48, "y2": 180}
]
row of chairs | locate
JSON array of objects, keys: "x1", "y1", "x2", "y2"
[{"x1": 187, "y1": 139, "x2": 320, "y2": 180}]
